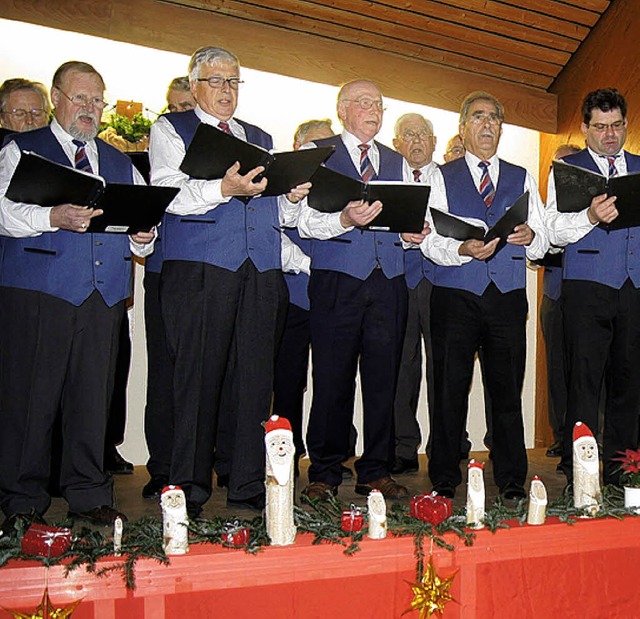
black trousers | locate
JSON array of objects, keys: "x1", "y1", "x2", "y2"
[
  {"x1": 306, "y1": 269, "x2": 407, "y2": 487},
  {"x1": 160, "y1": 260, "x2": 287, "y2": 509},
  {"x1": 143, "y1": 271, "x2": 174, "y2": 479},
  {"x1": 0, "y1": 288, "x2": 122, "y2": 517},
  {"x1": 539, "y1": 294, "x2": 567, "y2": 444},
  {"x1": 429, "y1": 284, "x2": 528, "y2": 490},
  {"x1": 560, "y1": 279, "x2": 640, "y2": 484}
]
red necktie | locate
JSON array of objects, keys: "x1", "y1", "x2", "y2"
[
  {"x1": 413, "y1": 169, "x2": 422, "y2": 183},
  {"x1": 358, "y1": 144, "x2": 375, "y2": 183},
  {"x1": 478, "y1": 160, "x2": 495, "y2": 207},
  {"x1": 218, "y1": 121, "x2": 231, "y2": 135},
  {"x1": 607, "y1": 156, "x2": 618, "y2": 178},
  {"x1": 72, "y1": 140, "x2": 93, "y2": 174}
]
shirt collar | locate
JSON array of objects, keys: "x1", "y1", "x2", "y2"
[{"x1": 194, "y1": 105, "x2": 237, "y2": 130}]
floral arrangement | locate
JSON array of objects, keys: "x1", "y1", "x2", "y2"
[{"x1": 612, "y1": 449, "x2": 640, "y2": 488}]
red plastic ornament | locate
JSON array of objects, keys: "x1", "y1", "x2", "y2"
[
  {"x1": 341, "y1": 506, "x2": 364, "y2": 533},
  {"x1": 410, "y1": 492, "x2": 453, "y2": 525},
  {"x1": 222, "y1": 526, "x2": 250, "y2": 547}
]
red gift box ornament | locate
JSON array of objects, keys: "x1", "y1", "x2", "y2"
[
  {"x1": 410, "y1": 492, "x2": 453, "y2": 526},
  {"x1": 222, "y1": 524, "x2": 250, "y2": 547},
  {"x1": 341, "y1": 505, "x2": 364, "y2": 533},
  {"x1": 21, "y1": 524, "x2": 72, "y2": 558}
]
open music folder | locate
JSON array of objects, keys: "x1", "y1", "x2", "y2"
[
  {"x1": 431, "y1": 191, "x2": 529, "y2": 254},
  {"x1": 6, "y1": 151, "x2": 178, "y2": 234},
  {"x1": 307, "y1": 165, "x2": 430, "y2": 233},
  {"x1": 179, "y1": 122, "x2": 335, "y2": 197},
  {"x1": 553, "y1": 159, "x2": 640, "y2": 230}
]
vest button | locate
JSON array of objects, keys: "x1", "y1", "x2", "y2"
[
  {"x1": 248, "y1": 226, "x2": 255, "y2": 232},
  {"x1": 95, "y1": 260, "x2": 102, "y2": 266}
]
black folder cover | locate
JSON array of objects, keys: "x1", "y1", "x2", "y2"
[
  {"x1": 553, "y1": 160, "x2": 640, "y2": 230},
  {"x1": 6, "y1": 151, "x2": 178, "y2": 234},
  {"x1": 307, "y1": 165, "x2": 430, "y2": 233},
  {"x1": 431, "y1": 191, "x2": 529, "y2": 253},
  {"x1": 179, "y1": 122, "x2": 335, "y2": 197}
]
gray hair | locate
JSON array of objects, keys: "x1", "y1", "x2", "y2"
[
  {"x1": 294, "y1": 118, "x2": 333, "y2": 147},
  {"x1": 393, "y1": 113, "x2": 434, "y2": 137},
  {"x1": 0, "y1": 78, "x2": 51, "y2": 114},
  {"x1": 167, "y1": 76, "x2": 190, "y2": 96},
  {"x1": 52, "y1": 61, "x2": 105, "y2": 92},
  {"x1": 459, "y1": 91, "x2": 504, "y2": 125},
  {"x1": 188, "y1": 47, "x2": 239, "y2": 82}
]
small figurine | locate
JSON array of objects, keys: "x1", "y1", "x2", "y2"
[
  {"x1": 572, "y1": 422, "x2": 602, "y2": 517},
  {"x1": 161, "y1": 485, "x2": 189, "y2": 555},
  {"x1": 466, "y1": 460, "x2": 485, "y2": 530},
  {"x1": 526, "y1": 476, "x2": 547, "y2": 525},
  {"x1": 367, "y1": 489, "x2": 387, "y2": 539}
]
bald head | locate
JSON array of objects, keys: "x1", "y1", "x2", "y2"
[{"x1": 337, "y1": 80, "x2": 384, "y2": 143}]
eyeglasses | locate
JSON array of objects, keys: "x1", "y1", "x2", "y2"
[
  {"x1": 1, "y1": 108, "x2": 47, "y2": 120},
  {"x1": 343, "y1": 98, "x2": 386, "y2": 111},
  {"x1": 399, "y1": 130, "x2": 433, "y2": 142},
  {"x1": 57, "y1": 88, "x2": 106, "y2": 110},
  {"x1": 588, "y1": 120, "x2": 626, "y2": 133},
  {"x1": 196, "y1": 77, "x2": 244, "y2": 90},
  {"x1": 446, "y1": 146, "x2": 465, "y2": 156},
  {"x1": 468, "y1": 112, "x2": 502, "y2": 126}
]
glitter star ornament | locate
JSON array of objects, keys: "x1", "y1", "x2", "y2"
[
  {"x1": 2, "y1": 587, "x2": 81, "y2": 619},
  {"x1": 404, "y1": 556, "x2": 457, "y2": 618}
]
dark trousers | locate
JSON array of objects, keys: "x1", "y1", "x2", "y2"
[
  {"x1": 306, "y1": 270, "x2": 407, "y2": 487},
  {"x1": 160, "y1": 260, "x2": 287, "y2": 509},
  {"x1": 143, "y1": 271, "x2": 174, "y2": 479},
  {"x1": 560, "y1": 279, "x2": 640, "y2": 484},
  {"x1": 273, "y1": 303, "x2": 310, "y2": 459},
  {"x1": 393, "y1": 279, "x2": 433, "y2": 460},
  {"x1": 105, "y1": 309, "x2": 131, "y2": 449},
  {"x1": 540, "y1": 295, "x2": 567, "y2": 444},
  {"x1": 429, "y1": 284, "x2": 528, "y2": 490},
  {"x1": 0, "y1": 288, "x2": 122, "y2": 517}
]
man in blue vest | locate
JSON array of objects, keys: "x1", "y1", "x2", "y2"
[
  {"x1": 546, "y1": 88, "x2": 640, "y2": 487},
  {"x1": 0, "y1": 61, "x2": 155, "y2": 535},
  {"x1": 418, "y1": 91, "x2": 548, "y2": 500},
  {"x1": 149, "y1": 46, "x2": 308, "y2": 517},
  {"x1": 295, "y1": 79, "x2": 411, "y2": 501}
]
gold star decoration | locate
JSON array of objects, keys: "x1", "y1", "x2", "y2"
[
  {"x1": 403, "y1": 556, "x2": 458, "y2": 618},
  {"x1": 2, "y1": 587, "x2": 82, "y2": 619}
]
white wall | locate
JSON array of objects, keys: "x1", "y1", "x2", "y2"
[{"x1": 0, "y1": 18, "x2": 540, "y2": 463}]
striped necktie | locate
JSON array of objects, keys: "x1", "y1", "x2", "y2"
[
  {"x1": 358, "y1": 143, "x2": 375, "y2": 183},
  {"x1": 607, "y1": 155, "x2": 618, "y2": 178},
  {"x1": 218, "y1": 120, "x2": 231, "y2": 134},
  {"x1": 478, "y1": 160, "x2": 495, "y2": 207},
  {"x1": 72, "y1": 139, "x2": 93, "y2": 173},
  {"x1": 413, "y1": 169, "x2": 422, "y2": 182}
]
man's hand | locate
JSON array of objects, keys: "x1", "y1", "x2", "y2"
[
  {"x1": 220, "y1": 161, "x2": 268, "y2": 197},
  {"x1": 401, "y1": 222, "x2": 431, "y2": 244},
  {"x1": 131, "y1": 229, "x2": 155, "y2": 245},
  {"x1": 587, "y1": 193, "x2": 618, "y2": 224},
  {"x1": 286, "y1": 181, "x2": 311, "y2": 204},
  {"x1": 459, "y1": 237, "x2": 499, "y2": 260},
  {"x1": 50, "y1": 204, "x2": 103, "y2": 233},
  {"x1": 339, "y1": 200, "x2": 382, "y2": 228},
  {"x1": 507, "y1": 223, "x2": 535, "y2": 246}
]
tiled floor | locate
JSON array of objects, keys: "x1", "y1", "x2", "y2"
[{"x1": 43, "y1": 448, "x2": 567, "y2": 524}]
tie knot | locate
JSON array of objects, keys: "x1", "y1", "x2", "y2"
[
  {"x1": 72, "y1": 139, "x2": 86, "y2": 149},
  {"x1": 413, "y1": 169, "x2": 422, "y2": 182},
  {"x1": 607, "y1": 156, "x2": 617, "y2": 165},
  {"x1": 358, "y1": 143, "x2": 370, "y2": 154},
  {"x1": 218, "y1": 121, "x2": 231, "y2": 134},
  {"x1": 478, "y1": 160, "x2": 490, "y2": 171}
]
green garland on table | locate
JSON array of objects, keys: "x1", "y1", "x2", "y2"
[{"x1": 0, "y1": 485, "x2": 634, "y2": 591}]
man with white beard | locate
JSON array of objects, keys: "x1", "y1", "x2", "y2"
[{"x1": 0, "y1": 61, "x2": 154, "y2": 535}]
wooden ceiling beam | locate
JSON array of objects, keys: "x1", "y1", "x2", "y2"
[{"x1": 0, "y1": 0, "x2": 558, "y2": 132}]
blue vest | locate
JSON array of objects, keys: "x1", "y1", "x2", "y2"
[
  {"x1": 0, "y1": 127, "x2": 133, "y2": 307},
  {"x1": 433, "y1": 157, "x2": 527, "y2": 295},
  {"x1": 283, "y1": 227, "x2": 310, "y2": 310},
  {"x1": 540, "y1": 253, "x2": 563, "y2": 301},
  {"x1": 307, "y1": 135, "x2": 404, "y2": 280},
  {"x1": 404, "y1": 248, "x2": 435, "y2": 289},
  {"x1": 160, "y1": 111, "x2": 281, "y2": 273},
  {"x1": 561, "y1": 149, "x2": 640, "y2": 289},
  {"x1": 145, "y1": 231, "x2": 163, "y2": 274}
]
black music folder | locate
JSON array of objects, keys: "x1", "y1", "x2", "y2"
[
  {"x1": 431, "y1": 191, "x2": 529, "y2": 253},
  {"x1": 6, "y1": 151, "x2": 179, "y2": 234},
  {"x1": 179, "y1": 122, "x2": 335, "y2": 197},
  {"x1": 307, "y1": 165, "x2": 430, "y2": 233},
  {"x1": 553, "y1": 159, "x2": 640, "y2": 230}
]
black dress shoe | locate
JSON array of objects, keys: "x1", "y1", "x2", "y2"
[
  {"x1": 227, "y1": 493, "x2": 265, "y2": 511},
  {"x1": 68, "y1": 505, "x2": 127, "y2": 527},
  {"x1": 0, "y1": 511, "x2": 46, "y2": 538},
  {"x1": 142, "y1": 475, "x2": 169, "y2": 499},
  {"x1": 340, "y1": 464, "x2": 354, "y2": 480},
  {"x1": 432, "y1": 482, "x2": 456, "y2": 499},
  {"x1": 355, "y1": 476, "x2": 409, "y2": 499},
  {"x1": 105, "y1": 449, "x2": 134, "y2": 475},
  {"x1": 391, "y1": 456, "x2": 419, "y2": 475},
  {"x1": 545, "y1": 441, "x2": 562, "y2": 458},
  {"x1": 500, "y1": 482, "x2": 526, "y2": 502}
]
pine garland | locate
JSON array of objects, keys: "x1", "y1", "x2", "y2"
[{"x1": 0, "y1": 486, "x2": 636, "y2": 591}]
